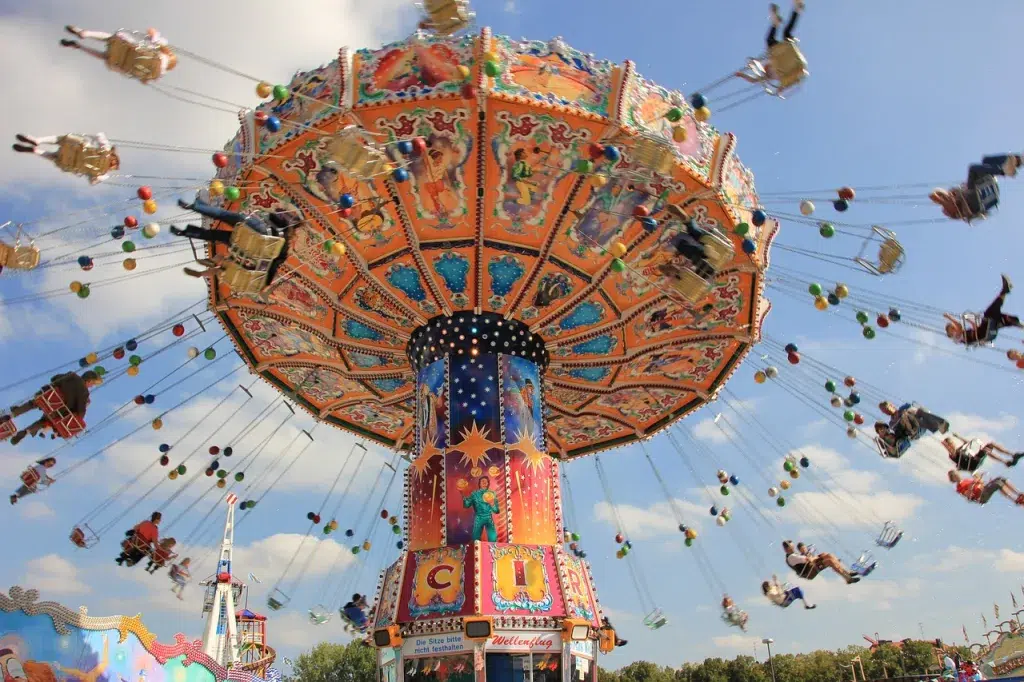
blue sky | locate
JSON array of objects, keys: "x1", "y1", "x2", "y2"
[{"x1": 1, "y1": 0, "x2": 1023, "y2": 671}]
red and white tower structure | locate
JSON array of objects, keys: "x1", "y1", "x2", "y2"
[{"x1": 201, "y1": 493, "x2": 241, "y2": 667}]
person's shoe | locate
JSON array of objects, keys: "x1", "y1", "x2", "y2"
[
  {"x1": 805, "y1": 603, "x2": 817, "y2": 609},
  {"x1": 183, "y1": 267, "x2": 205, "y2": 278},
  {"x1": 939, "y1": 420, "x2": 950, "y2": 434},
  {"x1": 1011, "y1": 453, "x2": 1024, "y2": 466},
  {"x1": 65, "y1": 25, "x2": 83, "y2": 37},
  {"x1": 10, "y1": 431, "x2": 26, "y2": 445},
  {"x1": 794, "y1": 0, "x2": 805, "y2": 10},
  {"x1": 60, "y1": 39, "x2": 79, "y2": 48},
  {"x1": 770, "y1": 3, "x2": 783, "y2": 24},
  {"x1": 1016, "y1": 493, "x2": 1024, "y2": 506},
  {"x1": 616, "y1": 639, "x2": 628, "y2": 647},
  {"x1": 169, "y1": 225, "x2": 187, "y2": 237},
  {"x1": 197, "y1": 258, "x2": 216, "y2": 267},
  {"x1": 15, "y1": 134, "x2": 34, "y2": 144},
  {"x1": 12, "y1": 144, "x2": 33, "y2": 153},
  {"x1": 846, "y1": 575, "x2": 861, "y2": 585},
  {"x1": 116, "y1": 557, "x2": 124, "y2": 565},
  {"x1": 1002, "y1": 274, "x2": 1013, "y2": 295},
  {"x1": 177, "y1": 198, "x2": 193, "y2": 211},
  {"x1": 9, "y1": 495, "x2": 17, "y2": 505}
]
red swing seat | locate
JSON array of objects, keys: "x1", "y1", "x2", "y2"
[
  {"x1": 20, "y1": 467, "x2": 42, "y2": 490},
  {"x1": 0, "y1": 416, "x2": 16, "y2": 441},
  {"x1": 34, "y1": 386, "x2": 86, "y2": 439},
  {"x1": 69, "y1": 524, "x2": 99, "y2": 549}
]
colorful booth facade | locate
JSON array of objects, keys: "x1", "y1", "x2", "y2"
[{"x1": 0, "y1": 587, "x2": 276, "y2": 682}]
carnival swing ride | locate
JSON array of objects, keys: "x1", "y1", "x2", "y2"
[{"x1": 3, "y1": 0, "x2": 1024, "y2": 666}]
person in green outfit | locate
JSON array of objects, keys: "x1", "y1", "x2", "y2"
[
  {"x1": 511, "y1": 148, "x2": 539, "y2": 206},
  {"x1": 462, "y1": 476, "x2": 500, "y2": 541}
]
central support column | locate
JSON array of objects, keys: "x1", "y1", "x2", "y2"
[{"x1": 405, "y1": 312, "x2": 559, "y2": 551}]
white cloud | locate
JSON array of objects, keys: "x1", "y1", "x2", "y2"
[
  {"x1": 21, "y1": 554, "x2": 90, "y2": 596},
  {"x1": 593, "y1": 498, "x2": 707, "y2": 540},
  {"x1": 798, "y1": 575, "x2": 922, "y2": 611},
  {"x1": 18, "y1": 500, "x2": 56, "y2": 520},
  {"x1": 692, "y1": 403, "x2": 755, "y2": 445},
  {"x1": 0, "y1": 0, "x2": 412, "y2": 339},
  {"x1": 712, "y1": 634, "x2": 763, "y2": 651},
  {"x1": 897, "y1": 412, "x2": 1018, "y2": 486},
  {"x1": 922, "y1": 545, "x2": 1024, "y2": 574},
  {"x1": 786, "y1": 489, "x2": 923, "y2": 530}
]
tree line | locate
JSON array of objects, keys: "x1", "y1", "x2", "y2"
[{"x1": 284, "y1": 639, "x2": 970, "y2": 682}]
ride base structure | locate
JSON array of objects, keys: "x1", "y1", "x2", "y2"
[{"x1": 366, "y1": 313, "x2": 607, "y2": 682}]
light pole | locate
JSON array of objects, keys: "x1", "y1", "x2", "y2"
[{"x1": 763, "y1": 638, "x2": 777, "y2": 682}]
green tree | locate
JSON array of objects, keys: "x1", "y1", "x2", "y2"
[
  {"x1": 288, "y1": 641, "x2": 377, "y2": 682},
  {"x1": 617, "y1": 661, "x2": 676, "y2": 682}
]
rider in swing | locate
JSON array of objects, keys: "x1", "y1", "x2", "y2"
[
  {"x1": 944, "y1": 275, "x2": 1022, "y2": 346},
  {"x1": 4, "y1": 370, "x2": 101, "y2": 445},
  {"x1": 734, "y1": 1, "x2": 805, "y2": 86},
  {"x1": 930, "y1": 154, "x2": 1021, "y2": 222}
]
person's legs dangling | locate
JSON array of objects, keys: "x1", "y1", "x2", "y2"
[
  {"x1": 765, "y1": 4, "x2": 783, "y2": 49},
  {"x1": 782, "y1": 3, "x2": 801, "y2": 41}
]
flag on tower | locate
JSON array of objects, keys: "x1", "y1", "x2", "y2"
[
  {"x1": 995, "y1": 603, "x2": 1001, "y2": 619},
  {"x1": 982, "y1": 613, "x2": 988, "y2": 629},
  {"x1": 963, "y1": 625, "x2": 969, "y2": 644},
  {"x1": 248, "y1": 572, "x2": 262, "y2": 583},
  {"x1": 1014, "y1": 592, "x2": 1019, "y2": 609}
]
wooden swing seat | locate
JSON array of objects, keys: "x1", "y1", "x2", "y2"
[
  {"x1": 55, "y1": 135, "x2": 115, "y2": 178},
  {"x1": 700, "y1": 231, "x2": 735, "y2": 271},
  {"x1": 422, "y1": 0, "x2": 473, "y2": 34},
  {"x1": 855, "y1": 226, "x2": 905, "y2": 276},
  {"x1": 0, "y1": 241, "x2": 40, "y2": 270},
  {"x1": 767, "y1": 40, "x2": 809, "y2": 93},
  {"x1": 326, "y1": 130, "x2": 391, "y2": 180},
  {"x1": 629, "y1": 135, "x2": 677, "y2": 176},
  {"x1": 70, "y1": 524, "x2": 99, "y2": 549},
  {"x1": 309, "y1": 606, "x2": 332, "y2": 625},
  {"x1": 0, "y1": 416, "x2": 15, "y2": 441},
  {"x1": 664, "y1": 265, "x2": 712, "y2": 304},
  {"x1": 220, "y1": 224, "x2": 288, "y2": 295},
  {"x1": 106, "y1": 33, "x2": 167, "y2": 83},
  {"x1": 33, "y1": 386, "x2": 85, "y2": 439},
  {"x1": 20, "y1": 467, "x2": 42, "y2": 491}
]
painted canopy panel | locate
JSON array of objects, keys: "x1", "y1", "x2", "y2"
[{"x1": 209, "y1": 28, "x2": 773, "y2": 457}]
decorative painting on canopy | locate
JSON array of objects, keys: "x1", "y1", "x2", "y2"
[
  {"x1": 373, "y1": 559, "x2": 404, "y2": 629},
  {"x1": 490, "y1": 35, "x2": 616, "y2": 117},
  {"x1": 210, "y1": 30, "x2": 771, "y2": 458},
  {"x1": 719, "y1": 144, "x2": 763, "y2": 239},
  {"x1": 487, "y1": 108, "x2": 592, "y2": 240},
  {"x1": 619, "y1": 68, "x2": 717, "y2": 180},
  {"x1": 352, "y1": 34, "x2": 475, "y2": 106},
  {"x1": 371, "y1": 106, "x2": 475, "y2": 235}
]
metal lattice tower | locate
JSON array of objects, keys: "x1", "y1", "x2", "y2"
[{"x1": 201, "y1": 493, "x2": 241, "y2": 667}]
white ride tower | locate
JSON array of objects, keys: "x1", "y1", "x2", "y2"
[{"x1": 201, "y1": 493, "x2": 243, "y2": 668}]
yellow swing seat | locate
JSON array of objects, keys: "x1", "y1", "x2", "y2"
[
  {"x1": 106, "y1": 33, "x2": 167, "y2": 83},
  {"x1": 220, "y1": 224, "x2": 287, "y2": 295},
  {"x1": 854, "y1": 226, "x2": 905, "y2": 276},
  {"x1": 766, "y1": 40, "x2": 809, "y2": 94},
  {"x1": 0, "y1": 241, "x2": 40, "y2": 270},
  {"x1": 663, "y1": 262, "x2": 712, "y2": 304},
  {"x1": 422, "y1": 0, "x2": 473, "y2": 35},
  {"x1": 629, "y1": 134, "x2": 677, "y2": 177},
  {"x1": 325, "y1": 128, "x2": 392, "y2": 181},
  {"x1": 55, "y1": 135, "x2": 115, "y2": 178},
  {"x1": 700, "y1": 231, "x2": 735, "y2": 271}
]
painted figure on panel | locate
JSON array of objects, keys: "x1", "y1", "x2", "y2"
[{"x1": 460, "y1": 476, "x2": 500, "y2": 542}]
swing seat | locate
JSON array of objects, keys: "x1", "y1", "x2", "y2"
[
  {"x1": 339, "y1": 612, "x2": 368, "y2": 632},
  {"x1": 55, "y1": 135, "x2": 116, "y2": 179},
  {"x1": 325, "y1": 129, "x2": 392, "y2": 181},
  {"x1": 854, "y1": 226, "x2": 905, "y2": 276},
  {"x1": 629, "y1": 135, "x2": 677, "y2": 177},
  {"x1": 267, "y1": 589, "x2": 289, "y2": 611},
  {"x1": 850, "y1": 552, "x2": 877, "y2": 577},
  {"x1": 69, "y1": 524, "x2": 99, "y2": 549},
  {"x1": 643, "y1": 608, "x2": 668, "y2": 630},
  {"x1": 721, "y1": 610, "x2": 749, "y2": 630},
  {"x1": 308, "y1": 606, "x2": 332, "y2": 625},
  {"x1": 34, "y1": 386, "x2": 85, "y2": 439},
  {"x1": 663, "y1": 263, "x2": 712, "y2": 304},
  {"x1": 106, "y1": 33, "x2": 168, "y2": 83},
  {"x1": 20, "y1": 467, "x2": 42, "y2": 490},
  {"x1": 0, "y1": 241, "x2": 40, "y2": 271},
  {"x1": 421, "y1": 0, "x2": 474, "y2": 35},
  {"x1": 766, "y1": 40, "x2": 809, "y2": 94},
  {"x1": 229, "y1": 224, "x2": 287, "y2": 262},
  {"x1": 700, "y1": 231, "x2": 735, "y2": 271},
  {"x1": 874, "y1": 435, "x2": 911, "y2": 459},
  {"x1": 220, "y1": 261, "x2": 270, "y2": 295},
  {"x1": 0, "y1": 416, "x2": 16, "y2": 441},
  {"x1": 875, "y1": 521, "x2": 903, "y2": 549}
]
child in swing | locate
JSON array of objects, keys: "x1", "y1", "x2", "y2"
[
  {"x1": 341, "y1": 593, "x2": 369, "y2": 631},
  {"x1": 9, "y1": 457, "x2": 57, "y2": 504},
  {"x1": 943, "y1": 435, "x2": 1024, "y2": 472},
  {"x1": 948, "y1": 470, "x2": 1024, "y2": 507},
  {"x1": 146, "y1": 537, "x2": 177, "y2": 574},
  {"x1": 169, "y1": 558, "x2": 191, "y2": 599},
  {"x1": 762, "y1": 575, "x2": 816, "y2": 609},
  {"x1": 945, "y1": 275, "x2": 1022, "y2": 346},
  {"x1": 721, "y1": 595, "x2": 749, "y2": 631}
]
